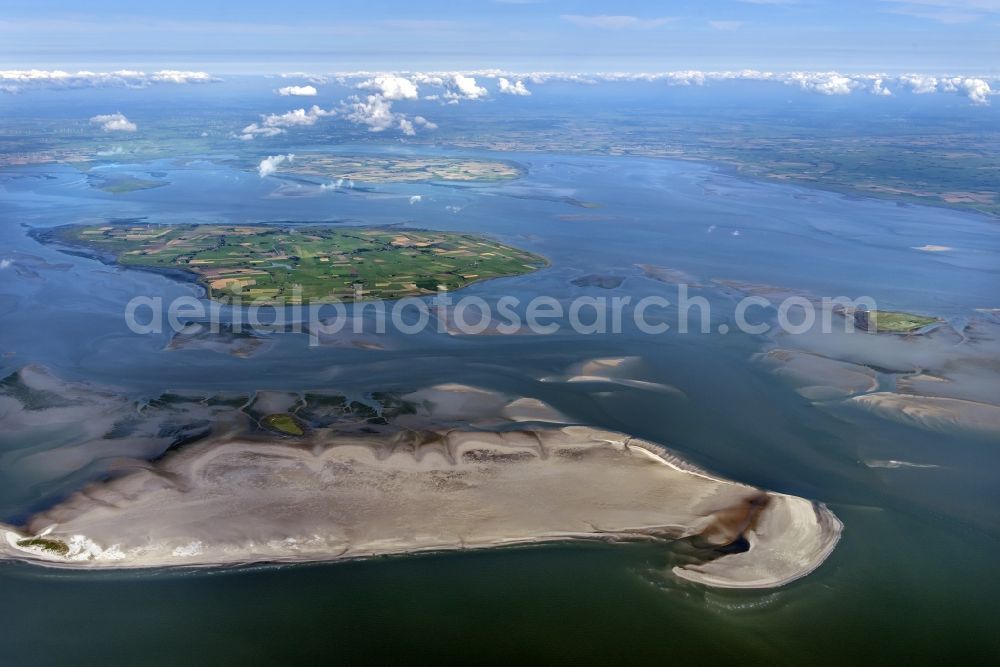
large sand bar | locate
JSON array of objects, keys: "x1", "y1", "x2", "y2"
[{"x1": 1, "y1": 426, "x2": 841, "y2": 588}]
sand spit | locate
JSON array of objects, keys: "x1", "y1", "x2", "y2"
[
  {"x1": 758, "y1": 349, "x2": 879, "y2": 401},
  {"x1": 672, "y1": 492, "x2": 842, "y2": 589},
  {"x1": 851, "y1": 393, "x2": 1000, "y2": 435},
  {"x1": 864, "y1": 459, "x2": 940, "y2": 470},
  {"x1": 0, "y1": 427, "x2": 841, "y2": 589},
  {"x1": 636, "y1": 264, "x2": 702, "y2": 287},
  {"x1": 393, "y1": 384, "x2": 571, "y2": 427},
  {"x1": 543, "y1": 357, "x2": 687, "y2": 396}
]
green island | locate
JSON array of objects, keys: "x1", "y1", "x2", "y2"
[
  {"x1": 53, "y1": 223, "x2": 545, "y2": 303},
  {"x1": 868, "y1": 310, "x2": 939, "y2": 333},
  {"x1": 262, "y1": 413, "x2": 305, "y2": 436},
  {"x1": 854, "y1": 309, "x2": 940, "y2": 333},
  {"x1": 88, "y1": 174, "x2": 170, "y2": 194}
]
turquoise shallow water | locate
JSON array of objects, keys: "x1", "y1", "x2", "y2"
[{"x1": 0, "y1": 150, "x2": 998, "y2": 664}]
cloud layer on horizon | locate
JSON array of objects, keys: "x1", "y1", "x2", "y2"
[
  {"x1": 1, "y1": 69, "x2": 217, "y2": 93},
  {"x1": 237, "y1": 67, "x2": 999, "y2": 143},
  {"x1": 281, "y1": 68, "x2": 996, "y2": 106}
]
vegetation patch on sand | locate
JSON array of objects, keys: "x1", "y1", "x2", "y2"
[
  {"x1": 262, "y1": 413, "x2": 305, "y2": 436},
  {"x1": 16, "y1": 537, "x2": 70, "y2": 556},
  {"x1": 49, "y1": 223, "x2": 546, "y2": 303}
]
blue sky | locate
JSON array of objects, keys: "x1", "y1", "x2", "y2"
[{"x1": 2, "y1": 1, "x2": 998, "y2": 74}]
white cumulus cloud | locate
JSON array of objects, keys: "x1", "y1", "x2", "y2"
[
  {"x1": 899, "y1": 74, "x2": 940, "y2": 93},
  {"x1": 357, "y1": 75, "x2": 419, "y2": 100},
  {"x1": 337, "y1": 94, "x2": 437, "y2": 135},
  {"x1": 341, "y1": 95, "x2": 399, "y2": 131},
  {"x1": 240, "y1": 105, "x2": 335, "y2": 139},
  {"x1": 444, "y1": 74, "x2": 488, "y2": 101},
  {"x1": 89, "y1": 112, "x2": 137, "y2": 132},
  {"x1": 497, "y1": 78, "x2": 531, "y2": 96},
  {"x1": 266, "y1": 106, "x2": 334, "y2": 126},
  {"x1": 939, "y1": 76, "x2": 993, "y2": 105},
  {"x1": 898, "y1": 74, "x2": 994, "y2": 104},
  {"x1": 867, "y1": 77, "x2": 893, "y2": 96},
  {"x1": 341, "y1": 94, "x2": 414, "y2": 133},
  {"x1": 258, "y1": 154, "x2": 294, "y2": 177},
  {"x1": 413, "y1": 115, "x2": 437, "y2": 129},
  {"x1": 276, "y1": 85, "x2": 317, "y2": 96},
  {"x1": 784, "y1": 71, "x2": 858, "y2": 95}
]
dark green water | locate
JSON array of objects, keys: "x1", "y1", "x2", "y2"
[{"x1": 3, "y1": 508, "x2": 998, "y2": 665}]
